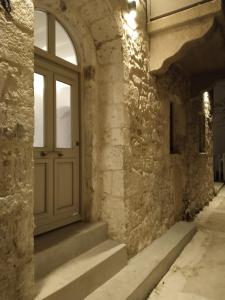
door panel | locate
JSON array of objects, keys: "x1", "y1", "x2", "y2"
[
  {"x1": 34, "y1": 58, "x2": 80, "y2": 235},
  {"x1": 53, "y1": 74, "x2": 80, "y2": 218},
  {"x1": 34, "y1": 159, "x2": 51, "y2": 219},
  {"x1": 54, "y1": 159, "x2": 78, "y2": 213},
  {"x1": 34, "y1": 162, "x2": 48, "y2": 215},
  {"x1": 34, "y1": 67, "x2": 54, "y2": 233}
]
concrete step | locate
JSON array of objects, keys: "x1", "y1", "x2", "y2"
[
  {"x1": 35, "y1": 222, "x2": 108, "y2": 279},
  {"x1": 35, "y1": 239, "x2": 127, "y2": 300},
  {"x1": 86, "y1": 221, "x2": 196, "y2": 300},
  {"x1": 214, "y1": 182, "x2": 224, "y2": 195}
]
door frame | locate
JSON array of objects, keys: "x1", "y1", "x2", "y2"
[{"x1": 34, "y1": 54, "x2": 82, "y2": 236}]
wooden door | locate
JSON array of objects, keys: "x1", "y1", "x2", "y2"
[{"x1": 34, "y1": 60, "x2": 80, "y2": 235}]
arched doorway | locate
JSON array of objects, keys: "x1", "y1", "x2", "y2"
[
  {"x1": 33, "y1": 0, "x2": 126, "y2": 242},
  {"x1": 34, "y1": 10, "x2": 81, "y2": 235}
]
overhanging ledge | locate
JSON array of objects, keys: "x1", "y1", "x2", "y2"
[{"x1": 148, "y1": 0, "x2": 224, "y2": 75}]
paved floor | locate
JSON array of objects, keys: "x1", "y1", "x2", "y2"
[{"x1": 148, "y1": 186, "x2": 225, "y2": 300}]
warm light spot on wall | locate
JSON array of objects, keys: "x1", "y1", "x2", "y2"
[
  {"x1": 124, "y1": 12, "x2": 137, "y2": 29},
  {"x1": 123, "y1": 21, "x2": 138, "y2": 40},
  {"x1": 203, "y1": 91, "x2": 211, "y2": 118},
  {"x1": 127, "y1": 0, "x2": 137, "y2": 18},
  {"x1": 123, "y1": 0, "x2": 138, "y2": 39},
  {"x1": 203, "y1": 91, "x2": 210, "y2": 107}
]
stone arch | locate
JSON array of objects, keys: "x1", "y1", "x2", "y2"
[{"x1": 34, "y1": 0, "x2": 126, "y2": 241}]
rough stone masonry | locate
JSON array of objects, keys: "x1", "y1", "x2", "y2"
[
  {"x1": 0, "y1": 0, "x2": 214, "y2": 299},
  {"x1": 0, "y1": 1, "x2": 34, "y2": 299}
]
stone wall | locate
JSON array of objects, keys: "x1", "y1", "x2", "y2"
[
  {"x1": 0, "y1": 0, "x2": 215, "y2": 298},
  {"x1": 185, "y1": 92, "x2": 214, "y2": 218},
  {"x1": 213, "y1": 80, "x2": 225, "y2": 156},
  {"x1": 123, "y1": 37, "x2": 192, "y2": 255},
  {"x1": 118, "y1": 0, "x2": 214, "y2": 252},
  {"x1": 34, "y1": 0, "x2": 196, "y2": 258},
  {"x1": 34, "y1": 0, "x2": 214, "y2": 256},
  {"x1": 0, "y1": 1, "x2": 34, "y2": 299}
]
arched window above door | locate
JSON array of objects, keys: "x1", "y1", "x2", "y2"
[{"x1": 34, "y1": 10, "x2": 78, "y2": 65}]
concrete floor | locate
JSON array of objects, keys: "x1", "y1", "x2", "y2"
[{"x1": 148, "y1": 187, "x2": 225, "y2": 300}]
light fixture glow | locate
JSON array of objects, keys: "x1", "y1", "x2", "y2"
[
  {"x1": 203, "y1": 91, "x2": 210, "y2": 107},
  {"x1": 128, "y1": 0, "x2": 136, "y2": 6},
  {"x1": 127, "y1": 0, "x2": 137, "y2": 15},
  {"x1": 123, "y1": 21, "x2": 138, "y2": 40},
  {"x1": 123, "y1": 0, "x2": 138, "y2": 39},
  {"x1": 124, "y1": 11, "x2": 137, "y2": 30},
  {"x1": 129, "y1": 9, "x2": 137, "y2": 19},
  {"x1": 202, "y1": 91, "x2": 211, "y2": 118}
]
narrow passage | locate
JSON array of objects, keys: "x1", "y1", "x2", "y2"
[{"x1": 148, "y1": 186, "x2": 225, "y2": 300}]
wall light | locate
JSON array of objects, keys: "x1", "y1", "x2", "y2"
[
  {"x1": 0, "y1": 0, "x2": 11, "y2": 13},
  {"x1": 203, "y1": 91, "x2": 211, "y2": 118},
  {"x1": 127, "y1": 0, "x2": 137, "y2": 18},
  {"x1": 203, "y1": 91, "x2": 210, "y2": 107},
  {"x1": 123, "y1": 0, "x2": 138, "y2": 39}
]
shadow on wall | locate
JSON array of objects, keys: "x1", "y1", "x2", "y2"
[{"x1": 213, "y1": 79, "x2": 225, "y2": 181}]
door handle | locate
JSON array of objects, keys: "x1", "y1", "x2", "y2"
[
  {"x1": 40, "y1": 151, "x2": 47, "y2": 157},
  {"x1": 40, "y1": 151, "x2": 64, "y2": 157}
]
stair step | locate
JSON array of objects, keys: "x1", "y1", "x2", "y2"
[
  {"x1": 214, "y1": 182, "x2": 224, "y2": 195},
  {"x1": 86, "y1": 222, "x2": 196, "y2": 300},
  {"x1": 35, "y1": 222, "x2": 108, "y2": 279},
  {"x1": 35, "y1": 239, "x2": 127, "y2": 300}
]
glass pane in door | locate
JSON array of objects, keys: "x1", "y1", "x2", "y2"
[
  {"x1": 34, "y1": 73, "x2": 45, "y2": 147},
  {"x1": 56, "y1": 81, "x2": 72, "y2": 148}
]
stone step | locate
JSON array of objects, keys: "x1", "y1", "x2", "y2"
[
  {"x1": 35, "y1": 222, "x2": 108, "y2": 279},
  {"x1": 86, "y1": 221, "x2": 196, "y2": 300},
  {"x1": 214, "y1": 182, "x2": 224, "y2": 195},
  {"x1": 35, "y1": 239, "x2": 127, "y2": 300}
]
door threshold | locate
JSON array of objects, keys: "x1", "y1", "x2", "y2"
[{"x1": 34, "y1": 214, "x2": 82, "y2": 236}]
